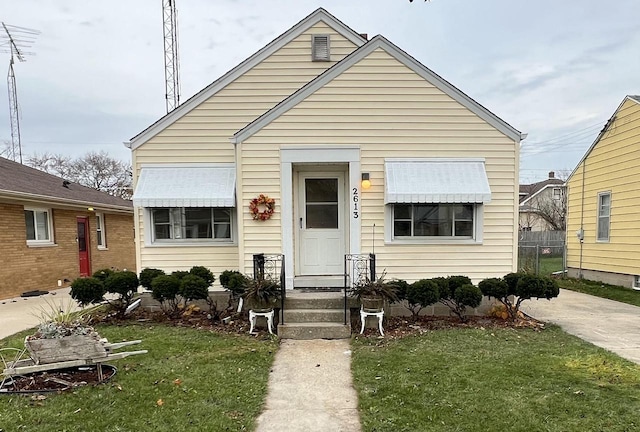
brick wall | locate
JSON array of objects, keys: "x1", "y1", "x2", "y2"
[{"x1": 0, "y1": 203, "x2": 135, "y2": 300}]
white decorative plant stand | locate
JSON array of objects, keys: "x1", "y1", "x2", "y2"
[
  {"x1": 249, "y1": 309, "x2": 275, "y2": 335},
  {"x1": 360, "y1": 306, "x2": 385, "y2": 336}
]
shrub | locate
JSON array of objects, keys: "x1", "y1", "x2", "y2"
[
  {"x1": 479, "y1": 273, "x2": 559, "y2": 320},
  {"x1": 398, "y1": 279, "x2": 439, "y2": 320},
  {"x1": 151, "y1": 275, "x2": 181, "y2": 316},
  {"x1": 243, "y1": 277, "x2": 281, "y2": 310},
  {"x1": 349, "y1": 272, "x2": 399, "y2": 303},
  {"x1": 180, "y1": 275, "x2": 209, "y2": 302},
  {"x1": 104, "y1": 271, "x2": 139, "y2": 317},
  {"x1": 220, "y1": 270, "x2": 248, "y2": 298},
  {"x1": 437, "y1": 276, "x2": 482, "y2": 322},
  {"x1": 70, "y1": 277, "x2": 106, "y2": 307},
  {"x1": 139, "y1": 268, "x2": 165, "y2": 290},
  {"x1": 171, "y1": 270, "x2": 190, "y2": 281},
  {"x1": 189, "y1": 266, "x2": 215, "y2": 286},
  {"x1": 92, "y1": 268, "x2": 115, "y2": 283}
]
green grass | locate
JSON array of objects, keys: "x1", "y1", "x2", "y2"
[
  {"x1": 0, "y1": 324, "x2": 278, "y2": 431},
  {"x1": 352, "y1": 327, "x2": 640, "y2": 432},
  {"x1": 558, "y1": 278, "x2": 640, "y2": 308},
  {"x1": 539, "y1": 256, "x2": 564, "y2": 276}
]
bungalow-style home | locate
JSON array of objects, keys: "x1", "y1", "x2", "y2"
[
  {"x1": 0, "y1": 157, "x2": 135, "y2": 300},
  {"x1": 519, "y1": 172, "x2": 566, "y2": 231},
  {"x1": 127, "y1": 8, "x2": 524, "y2": 292},
  {"x1": 566, "y1": 95, "x2": 640, "y2": 289}
]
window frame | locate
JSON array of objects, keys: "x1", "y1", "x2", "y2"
[
  {"x1": 96, "y1": 212, "x2": 107, "y2": 249},
  {"x1": 596, "y1": 191, "x2": 611, "y2": 242},
  {"x1": 24, "y1": 207, "x2": 54, "y2": 246},
  {"x1": 384, "y1": 203, "x2": 484, "y2": 245},
  {"x1": 147, "y1": 207, "x2": 235, "y2": 246},
  {"x1": 552, "y1": 187, "x2": 562, "y2": 200}
]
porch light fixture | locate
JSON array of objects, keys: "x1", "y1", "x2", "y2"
[{"x1": 361, "y1": 173, "x2": 371, "y2": 190}]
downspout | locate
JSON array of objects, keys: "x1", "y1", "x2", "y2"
[
  {"x1": 230, "y1": 136, "x2": 244, "y2": 274},
  {"x1": 578, "y1": 159, "x2": 586, "y2": 278}
]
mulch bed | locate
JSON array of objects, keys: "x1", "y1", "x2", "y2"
[{"x1": 1, "y1": 365, "x2": 116, "y2": 394}]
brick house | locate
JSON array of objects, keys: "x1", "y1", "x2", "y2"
[{"x1": 0, "y1": 157, "x2": 135, "y2": 300}]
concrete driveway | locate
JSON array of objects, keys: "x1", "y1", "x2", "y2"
[
  {"x1": 0, "y1": 288, "x2": 81, "y2": 340},
  {"x1": 521, "y1": 288, "x2": 640, "y2": 364}
]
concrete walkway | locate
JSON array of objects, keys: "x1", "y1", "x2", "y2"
[
  {"x1": 521, "y1": 288, "x2": 640, "y2": 364},
  {"x1": 255, "y1": 339, "x2": 361, "y2": 432},
  {"x1": 0, "y1": 288, "x2": 80, "y2": 340}
]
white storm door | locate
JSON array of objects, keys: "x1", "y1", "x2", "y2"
[{"x1": 298, "y1": 172, "x2": 345, "y2": 275}]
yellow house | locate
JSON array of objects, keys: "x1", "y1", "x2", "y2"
[
  {"x1": 126, "y1": 9, "x2": 523, "y2": 292},
  {"x1": 566, "y1": 95, "x2": 640, "y2": 289}
]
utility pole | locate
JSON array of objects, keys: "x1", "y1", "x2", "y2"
[
  {"x1": 162, "y1": 0, "x2": 180, "y2": 113},
  {"x1": 1, "y1": 22, "x2": 39, "y2": 164}
]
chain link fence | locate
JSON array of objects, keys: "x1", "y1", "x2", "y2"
[{"x1": 518, "y1": 231, "x2": 566, "y2": 276}]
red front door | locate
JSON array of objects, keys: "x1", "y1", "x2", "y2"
[{"x1": 77, "y1": 217, "x2": 91, "y2": 276}]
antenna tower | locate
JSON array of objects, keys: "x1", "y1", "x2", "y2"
[
  {"x1": 1, "y1": 22, "x2": 39, "y2": 164},
  {"x1": 162, "y1": 0, "x2": 180, "y2": 113}
]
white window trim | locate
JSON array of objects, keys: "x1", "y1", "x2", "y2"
[
  {"x1": 24, "y1": 207, "x2": 55, "y2": 246},
  {"x1": 633, "y1": 275, "x2": 640, "y2": 291},
  {"x1": 552, "y1": 187, "x2": 562, "y2": 200},
  {"x1": 384, "y1": 204, "x2": 484, "y2": 245},
  {"x1": 144, "y1": 207, "x2": 237, "y2": 247},
  {"x1": 596, "y1": 191, "x2": 611, "y2": 243},
  {"x1": 96, "y1": 212, "x2": 107, "y2": 250}
]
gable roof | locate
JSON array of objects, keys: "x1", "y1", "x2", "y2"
[
  {"x1": 519, "y1": 179, "x2": 564, "y2": 206},
  {"x1": 233, "y1": 35, "x2": 523, "y2": 144},
  {"x1": 126, "y1": 8, "x2": 366, "y2": 150},
  {"x1": 0, "y1": 157, "x2": 133, "y2": 212},
  {"x1": 567, "y1": 95, "x2": 640, "y2": 182}
]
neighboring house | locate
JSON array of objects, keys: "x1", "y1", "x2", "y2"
[
  {"x1": 566, "y1": 95, "x2": 640, "y2": 289},
  {"x1": 519, "y1": 172, "x2": 566, "y2": 232},
  {"x1": 127, "y1": 8, "x2": 524, "y2": 289},
  {"x1": 0, "y1": 157, "x2": 135, "y2": 300}
]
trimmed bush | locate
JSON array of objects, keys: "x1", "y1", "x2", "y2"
[
  {"x1": 405, "y1": 279, "x2": 440, "y2": 320},
  {"x1": 104, "y1": 271, "x2": 139, "y2": 316},
  {"x1": 171, "y1": 270, "x2": 189, "y2": 281},
  {"x1": 92, "y1": 268, "x2": 115, "y2": 283},
  {"x1": 70, "y1": 277, "x2": 106, "y2": 307},
  {"x1": 220, "y1": 271, "x2": 248, "y2": 298},
  {"x1": 140, "y1": 268, "x2": 165, "y2": 290},
  {"x1": 151, "y1": 275, "x2": 181, "y2": 316},
  {"x1": 189, "y1": 266, "x2": 215, "y2": 286},
  {"x1": 180, "y1": 275, "x2": 209, "y2": 302},
  {"x1": 479, "y1": 273, "x2": 559, "y2": 320},
  {"x1": 438, "y1": 276, "x2": 483, "y2": 322}
]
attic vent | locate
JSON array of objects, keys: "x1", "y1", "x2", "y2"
[{"x1": 312, "y1": 35, "x2": 330, "y2": 61}]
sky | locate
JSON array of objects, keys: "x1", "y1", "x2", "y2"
[{"x1": 1, "y1": 0, "x2": 639, "y2": 183}]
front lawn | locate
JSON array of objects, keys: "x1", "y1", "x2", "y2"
[
  {"x1": 558, "y1": 278, "x2": 640, "y2": 308},
  {"x1": 352, "y1": 326, "x2": 640, "y2": 432},
  {"x1": 0, "y1": 324, "x2": 278, "y2": 431}
]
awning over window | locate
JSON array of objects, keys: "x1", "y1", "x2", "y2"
[
  {"x1": 384, "y1": 159, "x2": 491, "y2": 204},
  {"x1": 133, "y1": 165, "x2": 236, "y2": 207}
]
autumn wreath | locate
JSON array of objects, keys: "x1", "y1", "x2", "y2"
[{"x1": 249, "y1": 194, "x2": 276, "y2": 221}]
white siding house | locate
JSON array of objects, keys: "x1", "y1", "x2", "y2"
[{"x1": 127, "y1": 8, "x2": 523, "y2": 289}]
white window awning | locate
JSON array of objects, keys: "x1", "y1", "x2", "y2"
[
  {"x1": 384, "y1": 159, "x2": 491, "y2": 204},
  {"x1": 133, "y1": 165, "x2": 236, "y2": 207}
]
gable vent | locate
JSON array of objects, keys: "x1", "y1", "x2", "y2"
[{"x1": 312, "y1": 35, "x2": 330, "y2": 61}]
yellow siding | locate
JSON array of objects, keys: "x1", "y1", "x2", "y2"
[
  {"x1": 240, "y1": 48, "x2": 518, "y2": 282},
  {"x1": 566, "y1": 98, "x2": 640, "y2": 275},
  {"x1": 132, "y1": 22, "x2": 359, "y2": 273}
]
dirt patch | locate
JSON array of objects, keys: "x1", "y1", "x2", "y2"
[{"x1": 2, "y1": 365, "x2": 116, "y2": 394}]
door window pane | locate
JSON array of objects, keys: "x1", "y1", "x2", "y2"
[
  {"x1": 305, "y1": 179, "x2": 338, "y2": 203},
  {"x1": 306, "y1": 204, "x2": 338, "y2": 229},
  {"x1": 77, "y1": 221, "x2": 87, "y2": 251}
]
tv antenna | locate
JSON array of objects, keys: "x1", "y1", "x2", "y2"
[
  {"x1": 1, "y1": 22, "x2": 39, "y2": 164},
  {"x1": 162, "y1": 0, "x2": 180, "y2": 113}
]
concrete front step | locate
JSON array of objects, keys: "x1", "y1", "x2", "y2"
[
  {"x1": 283, "y1": 308, "x2": 347, "y2": 323},
  {"x1": 284, "y1": 292, "x2": 359, "y2": 309},
  {"x1": 277, "y1": 322, "x2": 351, "y2": 340}
]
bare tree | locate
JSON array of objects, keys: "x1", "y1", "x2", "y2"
[{"x1": 26, "y1": 151, "x2": 132, "y2": 200}]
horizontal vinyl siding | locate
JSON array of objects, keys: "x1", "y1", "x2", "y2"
[
  {"x1": 566, "y1": 98, "x2": 640, "y2": 276},
  {"x1": 240, "y1": 47, "x2": 517, "y2": 281},
  {"x1": 132, "y1": 22, "x2": 358, "y2": 271}
]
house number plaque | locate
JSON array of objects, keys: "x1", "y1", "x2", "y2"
[{"x1": 352, "y1": 187, "x2": 359, "y2": 219}]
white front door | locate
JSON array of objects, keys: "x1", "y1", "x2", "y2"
[{"x1": 297, "y1": 172, "x2": 346, "y2": 275}]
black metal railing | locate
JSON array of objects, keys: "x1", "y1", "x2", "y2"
[
  {"x1": 343, "y1": 253, "x2": 376, "y2": 325},
  {"x1": 252, "y1": 253, "x2": 286, "y2": 325}
]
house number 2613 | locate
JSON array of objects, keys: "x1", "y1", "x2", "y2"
[{"x1": 352, "y1": 187, "x2": 359, "y2": 219}]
